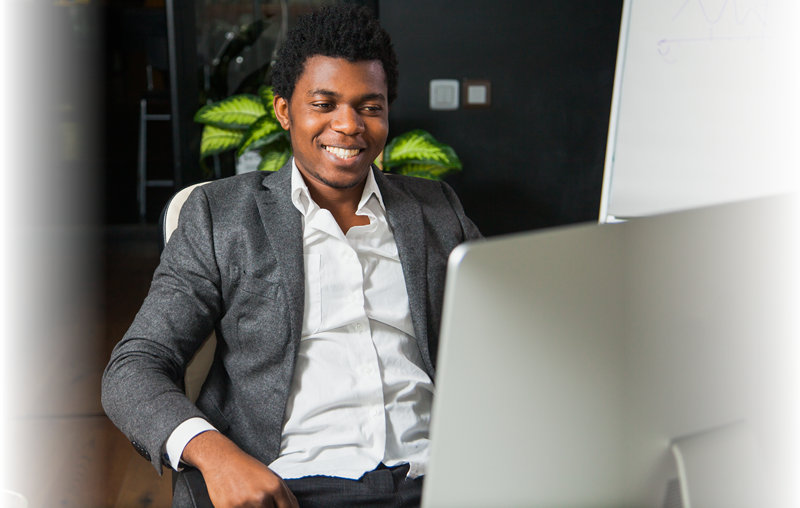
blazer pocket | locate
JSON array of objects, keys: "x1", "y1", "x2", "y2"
[{"x1": 239, "y1": 273, "x2": 278, "y2": 300}]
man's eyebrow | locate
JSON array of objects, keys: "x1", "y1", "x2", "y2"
[
  {"x1": 306, "y1": 89, "x2": 386, "y2": 103},
  {"x1": 308, "y1": 88, "x2": 340, "y2": 98},
  {"x1": 358, "y1": 93, "x2": 386, "y2": 103}
]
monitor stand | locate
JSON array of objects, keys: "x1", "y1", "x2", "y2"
[{"x1": 672, "y1": 420, "x2": 775, "y2": 508}]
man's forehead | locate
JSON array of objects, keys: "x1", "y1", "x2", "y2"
[
  {"x1": 290, "y1": 56, "x2": 388, "y2": 101},
  {"x1": 299, "y1": 55, "x2": 386, "y2": 81}
]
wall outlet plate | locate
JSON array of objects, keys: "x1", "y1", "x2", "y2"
[{"x1": 429, "y1": 79, "x2": 460, "y2": 110}]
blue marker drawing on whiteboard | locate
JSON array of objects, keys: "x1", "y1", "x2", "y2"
[{"x1": 657, "y1": 0, "x2": 768, "y2": 63}]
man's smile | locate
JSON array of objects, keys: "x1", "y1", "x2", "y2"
[
  {"x1": 273, "y1": 56, "x2": 389, "y2": 193},
  {"x1": 323, "y1": 145, "x2": 364, "y2": 160}
]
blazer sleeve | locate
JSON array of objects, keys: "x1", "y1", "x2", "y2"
[{"x1": 101, "y1": 186, "x2": 222, "y2": 475}]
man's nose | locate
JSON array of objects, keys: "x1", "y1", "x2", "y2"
[{"x1": 330, "y1": 106, "x2": 364, "y2": 136}]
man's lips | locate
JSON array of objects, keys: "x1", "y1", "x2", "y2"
[{"x1": 323, "y1": 145, "x2": 364, "y2": 160}]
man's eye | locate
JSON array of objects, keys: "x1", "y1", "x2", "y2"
[
  {"x1": 362, "y1": 105, "x2": 382, "y2": 113},
  {"x1": 312, "y1": 103, "x2": 333, "y2": 109}
]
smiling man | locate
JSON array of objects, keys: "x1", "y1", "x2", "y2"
[
  {"x1": 273, "y1": 55, "x2": 388, "y2": 233},
  {"x1": 102, "y1": 5, "x2": 480, "y2": 508}
]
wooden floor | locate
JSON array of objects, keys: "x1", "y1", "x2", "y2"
[{"x1": 3, "y1": 226, "x2": 173, "y2": 507}]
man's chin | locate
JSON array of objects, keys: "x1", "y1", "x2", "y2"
[
  {"x1": 317, "y1": 174, "x2": 367, "y2": 190},
  {"x1": 308, "y1": 166, "x2": 372, "y2": 190}
]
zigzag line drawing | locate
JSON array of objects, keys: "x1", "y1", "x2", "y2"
[{"x1": 657, "y1": 0, "x2": 768, "y2": 62}]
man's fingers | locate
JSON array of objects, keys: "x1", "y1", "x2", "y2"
[{"x1": 273, "y1": 481, "x2": 299, "y2": 508}]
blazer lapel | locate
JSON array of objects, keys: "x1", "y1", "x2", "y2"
[
  {"x1": 250, "y1": 164, "x2": 433, "y2": 375},
  {"x1": 254, "y1": 160, "x2": 305, "y2": 339},
  {"x1": 373, "y1": 168, "x2": 433, "y2": 373}
]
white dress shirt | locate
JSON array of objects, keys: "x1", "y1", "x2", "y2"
[{"x1": 166, "y1": 161, "x2": 434, "y2": 479}]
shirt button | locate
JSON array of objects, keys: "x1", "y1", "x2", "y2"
[
  {"x1": 349, "y1": 294, "x2": 358, "y2": 303},
  {"x1": 370, "y1": 408, "x2": 379, "y2": 416},
  {"x1": 354, "y1": 323, "x2": 364, "y2": 332},
  {"x1": 363, "y1": 366, "x2": 373, "y2": 374},
  {"x1": 348, "y1": 250, "x2": 355, "y2": 258}
]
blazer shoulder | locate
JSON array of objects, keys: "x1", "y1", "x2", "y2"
[
  {"x1": 381, "y1": 172, "x2": 451, "y2": 202},
  {"x1": 380, "y1": 171, "x2": 482, "y2": 240},
  {"x1": 190, "y1": 171, "x2": 272, "y2": 202},
  {"x1": 381, "y1": 171, "x2": 440, "y2": 189}
]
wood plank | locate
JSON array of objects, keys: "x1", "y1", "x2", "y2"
[
  {"x1": 41, "y1": 419, "x2": 131, "y2": 508},
  {"x1": 112, "y1": 450, "x2": 173, "y2": 508},
  {"x1": 66, "y1": 270, "x2": 152, "y2": 328},
  {"x1": 29, "y1": 324, "x2": 121, "y2": 415},
  {"x1": 0, "y1": 232, "x2": 166, "y2": 508},
  {"x1": 6, "y1": 233, "x2": 106, "y2": 420},
  {"x1": 8, "y1": 313, "x2": 106, "y2": 419},
  {"x1": 0, "y1": 326, "x2": 75, "y2": 418},
  {"x1": 0, "y1": 420, "x2": 84, "y2": 508},
  {"x1": 62, "y1": 251, "x2": 159, "y2": 326}
]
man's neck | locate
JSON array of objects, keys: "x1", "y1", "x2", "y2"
[{"x1": 302, "y1": 174, "x2": 371, "y2": 235}]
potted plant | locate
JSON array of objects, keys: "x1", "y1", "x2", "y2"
[{"x1": 195, "y1": 86, "x2": 463, "y2": 180}]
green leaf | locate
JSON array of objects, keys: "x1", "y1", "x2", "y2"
[
  {"x1": 200, "y1": 125, "x2": 244, "y2": 158},
  {"x1": 194, "y1": 94, "x2": 267, "y2": 129},
  {"x1": 258, "y1": 85, "x2": 277, "y2": 119},
  {"x1": 253, "y1": 133, "x2": 292, "y2": 155},
  {"x1": 239, "y1": 130, "x2": 289, "y2": 156},
  {"x1": 383, "y1": 130, "x2": 462, "y2": 170},
  {"x1": 394, "y1": 163, "x2": 461, "y2": 180},
  {"x1": 258, "y1": 147, "x2": 292, "y2": 172},
  {"x1": 237, "y1": 116, "x2": 284, "y2": 156}
]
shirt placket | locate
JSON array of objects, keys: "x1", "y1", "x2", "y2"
[
  {"x1": 324, "y1": 224, "x2": 386, "y2": 462},
  {"x1": 346, "y1": 217, "x2": 386, "y2": 461}
]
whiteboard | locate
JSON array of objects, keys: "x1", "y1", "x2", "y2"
[{"x1": 601, "y1": 0, "x2": 800, "y2": 220}]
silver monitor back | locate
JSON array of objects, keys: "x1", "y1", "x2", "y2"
[{"x1": 422, "y1": 194, "x2": 800, "y2": 508}]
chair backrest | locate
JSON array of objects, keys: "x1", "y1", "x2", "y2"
[{"x1": 161, "y1": 182, "x2": 216, "y2": 403}]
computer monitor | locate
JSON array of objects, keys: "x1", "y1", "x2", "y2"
[{"x1": 422, "y1": 194, "x2": 800, "y2": 508}]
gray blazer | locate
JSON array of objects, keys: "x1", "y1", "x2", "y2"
[{"x1": 101, "y1": 161, "x2": 481, "y2": 476}]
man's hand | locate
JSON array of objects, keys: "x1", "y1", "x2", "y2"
[{"x1": 182, "y1": 430, "x2": 299, "y2": 508}]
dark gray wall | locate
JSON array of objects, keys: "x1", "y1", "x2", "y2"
[{"x1": 380, "y1": 0, "x2": 623, "y2": 236}]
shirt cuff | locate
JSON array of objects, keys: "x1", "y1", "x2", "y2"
[{"x1": 164, "y1": 417, "x2": 218, "y2": 471}]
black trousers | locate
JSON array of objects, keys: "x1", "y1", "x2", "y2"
[
  {"x1": 172, "y1": 463, "x2": 423, "y2": 508},
  {"x1": 286, "y1": 464, "x2": 423, "y2": 508}
]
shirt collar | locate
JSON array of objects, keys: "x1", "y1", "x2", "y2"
[{"x1": 290, "y1": 157, "x2": 386, "y2": 217}]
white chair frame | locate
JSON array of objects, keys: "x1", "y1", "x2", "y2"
[{"x1": 162, "y1": 182, "x2": 216, "y2": 402}]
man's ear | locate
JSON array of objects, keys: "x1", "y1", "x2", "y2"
[{"x1": 273, "y1": 95, "x2": 291, "y2": 130}]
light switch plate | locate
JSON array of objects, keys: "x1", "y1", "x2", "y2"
[
  {"x1": 462, "y1": 79, "x2": 492, "y2": 108},
  {"x1": 429, "y1": 79, "x2": 460, "y2": 110},
  {"x1": 467, "y1": 85, "x2": 487, "y2": 104}
]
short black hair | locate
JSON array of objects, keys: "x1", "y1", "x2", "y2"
[{"x1": 272, "y1": 4, "x2": 398, "y2": 105}]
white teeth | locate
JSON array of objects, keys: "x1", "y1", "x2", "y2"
[{"x1": 325, "y1": 146, "x2": 360, "y2": 159}]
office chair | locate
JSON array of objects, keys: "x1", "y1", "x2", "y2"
[
  {"x1": 159, "y1": 182, "x2": 216, "y2": 403},
  {"x1": 160, "y1": 183, "x2": 217, "y2": 507}
]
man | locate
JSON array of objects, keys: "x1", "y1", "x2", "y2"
[{"x1": 102, "y1": 5, "x2": 481, "y2": 508}]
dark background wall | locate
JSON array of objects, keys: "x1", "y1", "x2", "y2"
[
  {"x1": 0, "y1": 0, "x2": 172, "y2": 226},
  {"x1": 381, "y1": 0, "x2": 623, "y2": 236},
  {"x1": 100, "y1": 0, "x2": 623, "y2": 235}
]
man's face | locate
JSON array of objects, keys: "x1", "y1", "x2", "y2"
[{"x1": 273, "y1": 55, "x2": 389, "y2": 191}]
